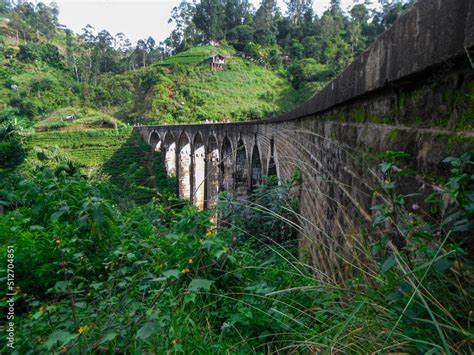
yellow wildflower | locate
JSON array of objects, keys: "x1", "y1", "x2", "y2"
[
  {"x1": 188, "y1": 258, "x2": 193, "y2": 264},
  {"x1": 78, "y1": 325, "x2": 88, "y2": 334},
  {"x1": 55, "y1": 239, "x2": 61, "y2": 245},
  {"x1": 171, "y1": 339, "x2": 177, "y2": 345},
  {"x1": 181, "y1": 268, "x2": 190, "y2": 274}
]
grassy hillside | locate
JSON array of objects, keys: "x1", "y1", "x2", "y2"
[
  {"x1": 1, "y1": 37, "x2": 300, "y2": 127},
  {"x1": 97, "y1": 46, "x2": 300, "y2": 123},
  {"x1": 158, "y1": 45, "x2": 234, "y2": 65}
]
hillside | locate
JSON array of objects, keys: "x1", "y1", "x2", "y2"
[
  {"x1": 83, "y1": 45, "x2": 300, "y2": 124},
  {"x1": 1, "y1": 24, "x2": 300, "y2": 128}
]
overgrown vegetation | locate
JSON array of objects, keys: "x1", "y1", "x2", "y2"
[{"x1": 1, "y1": 122, "x2": 472, "y2": 352}]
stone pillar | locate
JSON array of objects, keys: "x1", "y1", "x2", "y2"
[
  {"x1": 178, "y1": 134, "x2": 191, "y2": 200},
  {"x1": 206, "y1": 136, "x2": 220, "y2": 208},
  {"x1": 192, "y1": 134, "x2": 206, "y2": 210},
  {"x1": 220, "y1": 137, "x2": 233, "y2": 193}
]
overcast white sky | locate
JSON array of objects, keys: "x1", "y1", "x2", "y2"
[{"x1": 48, "y1": 0, "x2": 369, "y2": 44}]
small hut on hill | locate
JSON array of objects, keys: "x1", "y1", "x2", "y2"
[{"x1": 205, "y1": 54, "x2": 226, "y2": 71}]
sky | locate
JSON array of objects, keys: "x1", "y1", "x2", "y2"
[{"x1": 48, "y1": 0, "x2": 369, "y2": 45}]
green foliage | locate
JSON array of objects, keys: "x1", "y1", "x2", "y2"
[
  {"x1": 26, "y1": 128, "x2": 174, "y2": 204},
  {"x1": 17, "y1": 43, "x2": 63, "y2": 68},
  {"x1": 0, "y1": 147, "x2": 473, "y2": 353},
  {"x1": 368, "y1": 151, "x2": 473, "y2": 352},
  {"x1": 217, "y1": 172, "x2": 301, "y2": 245},
  {"x1": 0, "y1": 124, "x2": 26, "y2": 169},
  {"x1": 288, "y1": 58, "x2": 332, "y2": 89}
]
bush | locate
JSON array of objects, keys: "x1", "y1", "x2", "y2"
[
  {"x1": 288, "y1": 58, "x2": 332, "y2": 89},
  {"x1": 17, "y1": 43, "x2": 64, "y2": 68},
  {"x1": 0, "y1": 125, "x2": 26, "y2": 169}
]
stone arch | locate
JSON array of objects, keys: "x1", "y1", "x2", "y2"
[
  {"x1": 220, "y1": 136, "x2": 233, "y2": 193},
  {"x1": 163, "y1": 132, "x2": 176, "y2": 177},
  {"x1": 250, "y1": 143, "x2": 263, "y2": 190},
  {"x1": 178, "y1": 132, "x2": 191, "y2": 200},
  {"x1": 192, "y1": 132, "x2": 205, "y2": 210},
  {"x1": 234, "y1": 139, "x2": 249, "y2": 200},
  {"x1": 206, "y1": 135, "x2": 219, "y2": 208},
  {"x1": 149, "y1": 131, "x2": 161, "y2": 151}
]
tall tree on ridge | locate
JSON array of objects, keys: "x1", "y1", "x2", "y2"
[
  {"x1": 193, "y1": 0, "x2": 225, "y2": 43},
  {"x1": 168, "y1": 0, "x2": 197, "y2": 51},
  {"x1": 285, "y1": 0, "x2": 313, "y2": 25},
  {"x1": 253, "y1": 0, "x2": 277, "y2": 45}
]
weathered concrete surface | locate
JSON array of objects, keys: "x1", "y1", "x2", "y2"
[
  {"x1": 138, "y1": 0, "x2": 474, "y2": 283},
  {"x1": 466, "y1": 0, "x2": 474, "y2": 49}
]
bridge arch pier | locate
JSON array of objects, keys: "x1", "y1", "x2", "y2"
[
  {"x1": 163, "y1": 132, "x2": 176, "y2": 177},
  {"x1": 178, "y1": 132, "x2": 191, "y2": 200},
  {"x1": 206, "y1": 135, "x2": 220, "y2": 208},
  {"x1": 220, "y1": 136, "x2": 233, "y2": 194},
  {"x1": 192, "y1": 133, "x2": 205, "y2": 210}
]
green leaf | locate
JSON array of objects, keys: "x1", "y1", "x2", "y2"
[
  {"x1": 188, "y1": 278, "x2": 214, "y2": 292},
  {"x1": 162, "y1": 269, "x2": 180, "y2": 279},
  {"x1": 395, "y1": 169, "x2": 417, "y2": 176},
  {"x1": 386, "y1": 291, "x2": 403, "y2": 301},
  {"x1": 380, "y1": 162, "x2": 393, "y2": 173},
  {"x1": 50, "y1": 208, "x2": 68, "y2": 221},
  {"x1": 136, "y1": 321, "x2": 159, "y2": 340},
  {"x1": 433, "y1": 258, "x2": 453, "y2": 274},
  {"x1": 45, "y1": 330, "x2": 78, "y2": 350},
  {"x1": 380, "y1": 255, "x2": 397, "y2": 274},
  {"x1": 52, "y1": 280, "x2": 72, "y2": 292},
  {"x1": 372, "y1": 214, "x2": 386, "y2": 228},
  {"x1": 99, "y1": 332, "x2": 118, "y2": 344},
  {"x1": 184, "y1": 293, "x2": 197, "y2": 304}
]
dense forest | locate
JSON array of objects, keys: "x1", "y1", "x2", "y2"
[{"x1": 1, "y1": 0, "x2": 473, "y2": 353}]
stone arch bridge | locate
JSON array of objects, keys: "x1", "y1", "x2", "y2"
[
  {"x1": 141, "y1": 123, "x2": 281, "y2": 210},
  {"x1": 138, "y1": 0, "x2": 474, "y2": 282}
]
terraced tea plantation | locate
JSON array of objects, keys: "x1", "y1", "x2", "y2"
[{"x1": 25, "y1": 127, "x2": 175, "y2": 204}]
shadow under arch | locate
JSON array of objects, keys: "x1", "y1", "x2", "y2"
[
  {"x1": 234, "y1": 138, "x2": 248, "y2": 200},
  {"x1": 206, "y1": 134, "x2": 219, "y2": 208},
  {"x1": 267, "y1": 137, "x2": 279, "y2": 180},
  {"x1": 149, "y1": 131, "x2": 161, "y2": 151},
  {"x1": 220, "y1": 136, "x2": 233, "y2": 193},
  {"x1": 250, "y1": 143, "x2": 263, "y2": 190}
]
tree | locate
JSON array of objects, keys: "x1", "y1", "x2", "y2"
[
  {"x1": 375, "y1": 0, "x2": 414, "y2": 30},
  {"x1": 193, "y1": 0, "x2": 225, "y2": 43},
  {"x1": 224, "y1": 0, "x2": 251, "y2": 36},
  {"x1": 253, "y1": 0, "x2": 277, "y2": 45},
  {"x1": 168, "y1": 0, "x2": 197, "y2": 50},
  {"x1": 227, "y1": 24, "x2": 254, "y2": 51},
  {"x1": 285, "y1": 0, "x2": 313, "y2": 25}
]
